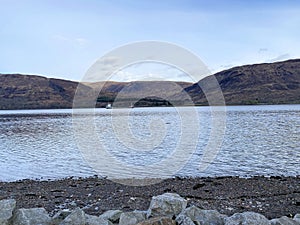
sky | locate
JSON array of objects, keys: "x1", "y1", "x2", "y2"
[{"x1": 1, "y1": 0, "x2": 300, "y2": 82}]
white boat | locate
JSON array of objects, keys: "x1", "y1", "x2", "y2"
[{"x1": 106, "y1": 103, "x2": 112, "y2": 109}]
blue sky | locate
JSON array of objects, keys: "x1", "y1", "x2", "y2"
[{"x1": 1, "y1": 0, "x2": 300, "y2": 82}]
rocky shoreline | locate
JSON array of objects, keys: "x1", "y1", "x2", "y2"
[
  {"x1": 0, "y1": 193, "x2": 299, "y2": 225},
  {"x1": 0, "y1": 176, "x2": 299, "y2": 223}
]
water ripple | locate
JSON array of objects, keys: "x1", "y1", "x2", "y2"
[{"x1": 0, "y1": 105, "x2": 299, "y2": 181}]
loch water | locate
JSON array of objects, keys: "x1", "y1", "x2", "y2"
[{"x1": 0, "y1": 105, "x2": 299, "y2": 181}]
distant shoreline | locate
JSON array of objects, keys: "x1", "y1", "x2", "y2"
[{"x1": 0, "y1": 102, "x2": 300, "y2": 111}]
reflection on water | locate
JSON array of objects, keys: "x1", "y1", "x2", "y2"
[{"x1": 0, "y1": 105, "x2": 299, "y2": 181}]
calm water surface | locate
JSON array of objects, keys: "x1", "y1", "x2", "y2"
[{"x1": 0, "y1": 105, "x2": 299, "y2": 181}]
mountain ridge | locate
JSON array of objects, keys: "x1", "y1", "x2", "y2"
[
  {"x1": 182, "y1": 58, "x2": 300, "y2": 105},
  {"x1": 0, "y1": 59, "x2": 299, "y2": 109}
]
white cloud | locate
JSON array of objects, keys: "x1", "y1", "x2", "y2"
[
  {"x1": 52, "y1": 34, "x2": 89, "y2": 47},
  {"x1": 52, "y1": 34, "x2": 69, "y2": 42},
  {"x1": 259, "y1": 48, "x2": 268, "y2": 53},
  {"x1": 266, "y1": 53, "x2": 291, "y2": 63},
  {"x1": 108, "y1": 62, "x2": 194, "y2": 82},
  {"x1": 75, "y1": 38, "x2": 88, "y2": 46}
]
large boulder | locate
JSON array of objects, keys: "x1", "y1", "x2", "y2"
[
  {"x1": 51, "y1": 210, "x2": 72, "y2": 225},
  {"x1": 0, "y1": 199, "x2": 16, "y2": 225},
  {"x1": 137, "y1": 216, "x2": 176, "y2": 225},
  {"x1": 85, "y1": 214, "x2": 113, "y2": 225},
  {"x1": 180, "y1": 206, "x2": 226, "y2": 225},
  {"x1": 294, "y1": 214, "x2": 300, "y2": 224},
  {"x1": 225, "y1": 212, "x2": 270, "y2": 225},
  {"x1": 175, "y1": 214, "x2": 195, "y2": 225},
  {"x1": 271, "y1": 216, "x2": 299, "y2": 225},
  {"x1": 99, "y1": 209, "x2": 123, "y2": 223},
  {"x1": 119, "y1": 211, "x2": 146, "y2": 225},
  {"x1": 147, "y1": 193, "x2": 187, "y2": 218},
  {"x1": 12, "y1": 208, "x2": 51, "y2": 225},
  {"x1": 59, "y1": 208, "x2": 86, "y2": 225}
]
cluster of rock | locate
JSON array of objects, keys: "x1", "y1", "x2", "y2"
[{"x1": 0, "y1": 193, "x2": 299, "y2": 225}]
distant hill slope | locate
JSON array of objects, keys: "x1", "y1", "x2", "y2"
[
  {"x1": 0, "y1": 59, "x2": 299, "y2": 109},
  {"x1": 84, "y1": 81, "x2": 192, "y2": 107},
  {"x1": 0, "y1": 74, "x2": 192, "y2": 109},
  {"x1": 0, "y1": 74, "x2": 90, "y2": 109},
  {"x1": 183, "y1": 59, "x2": 300, "y2": 105}
]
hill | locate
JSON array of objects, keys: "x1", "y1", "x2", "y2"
[
  {"x1": 183, "y1": 59, "x2": 300, "y2": 105},
  {"x1": 0, "y1": 59, "x2": 299, "y2": 109},
  {"x1": 0, "y1": 74, "x2": 92, "y2": 109},
  {"x1": 84, "y1": 81, "x2": 192, "y2": 107},
  {"x1": 0, "y1": 74, "x2": 192, "y2": 109}
]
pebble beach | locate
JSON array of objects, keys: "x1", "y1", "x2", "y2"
[{"x1": 0, "y1": 176, "x2": 299, "y2": 219}]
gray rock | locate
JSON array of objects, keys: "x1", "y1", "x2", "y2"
[
  {"x1": 12, "y1": 208, "x2": 51, "y2": 225},
  {"x1": 59, "y1": 208, "x2": 86, "y2": 225},
  {"x1": 225, "y1": 212, "x2": 270, "y2": 225},
  {"x1": 271, "y1": 216, "x2": 299, "y2": 225},
  {"x1": 137, "y1": 216, "x2": 176, "y2": 225},
  {"x1": 85, "y1": 214, "x2": 113, "y2": 225},
  {"x1": 99, "y1": 209, "x2": 122, "y2": 223},
  {"x1": 147, "y1": 193, "x2": 187, "y2": 218},
  {"x1": 294, "y1": 214, "x2": 300, "y2": 224},
  {"x1": 51, "y1": 210, "x2": 72, "y2": 225},
  {"x1": 176, "y1": 214, "x2": 195, "y2": 225},
  {"x1": 119, "y1": 211, "x2": 146, "y2": 225},
  {"x1": 181, "y1": 206, "x2": 226, "y2": 225},
  {"x1": 0, "y1": 199, "x2": 16, "y2": 225}
]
